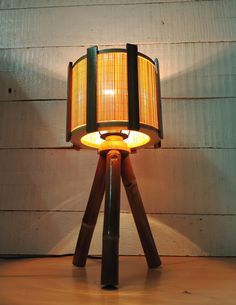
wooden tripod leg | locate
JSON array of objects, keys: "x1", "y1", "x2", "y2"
[
  {"x1": 121, "y1": 155, "x2": 161, "y2": 268},
  {"x1": 73, "y1": 155, "x2": 106, "y2": 267},
  {"x1": 101, "y1": 150, "x2": 121, "y2": 287}
]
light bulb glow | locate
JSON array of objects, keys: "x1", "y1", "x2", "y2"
[
  {"x1": 103, "y1": 89, "x2": 116, "y2": 95},
  {"x1": 70, "y1": 49, "x2": 161, "y2": 150},
  {"x1": 81, "y1": 130, "x2": 150, "y2": 149}
]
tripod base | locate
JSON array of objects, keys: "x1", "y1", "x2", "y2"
[{"x1": 73, "y1": 149, "x2": 161, "y2": 287}]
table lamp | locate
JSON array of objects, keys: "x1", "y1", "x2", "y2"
[{"x1": 66, "y1": 43, "x2": 163, "y2": 288}]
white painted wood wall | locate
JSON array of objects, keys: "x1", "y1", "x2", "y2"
[{"x1": 0, "y1": 0, "x2": 236, "y2": 256}]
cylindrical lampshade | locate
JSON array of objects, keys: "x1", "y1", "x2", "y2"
[{"x1": 67, "y1": 44, "x2": 163, "y2": 149}]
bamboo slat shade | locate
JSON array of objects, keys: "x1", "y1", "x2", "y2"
[{"x1": 67, "y1": 45, "x2": 162, "y2": 149}]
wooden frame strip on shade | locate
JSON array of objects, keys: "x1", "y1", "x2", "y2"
[
  {"x1": 86, "y1": 46, "x2": 98, "y2": 133},
  {"x1": 154, "y1": 58, "x2": 163, "y2": 140},
  {"x1": 127, "y1": 43, "x2": 140, "y2": 131},
  {"x1": 66, "y1": 62, "x2": 73, "y2": 142}
]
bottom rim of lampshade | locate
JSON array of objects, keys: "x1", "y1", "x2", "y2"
[{"x1": 70, "y1": 122, "x2": 161, "y2": 150}]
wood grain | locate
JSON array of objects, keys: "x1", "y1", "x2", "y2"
[
  {"x1": 0, "y1": 0, "x2": 202, "y2": 10},
  {"x1": 0, "y1": 1, "x2": 235, "y2": 48},
  {"x1": 0, "y1": 148, "x2": 235, "y2": 214},
  {"x1": 1, "y1": 42, "x2": 236, "y2": 101},
  {"x1": 1, "y1": 0, "x2": 235, "y2": 257},
  {"x1": 1, "y1": 99, "x2": 235, "y2": 148},
  {"x1": 0, "y1": 211, "x2": 235, "y2": 256}
]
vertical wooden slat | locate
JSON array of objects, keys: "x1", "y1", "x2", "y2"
[
  {"x1": 86, "y1": 46, "x2": 98, "y2": 133},
  {"x1": 66, "y1": 62, "x2": 73, "y2": 142},
  {"x1": 155, "y1": 58, "x2": 163, "y2": 140},
  {"x1": 127, "y1": 43, "x2": 140, "y2": 131}
]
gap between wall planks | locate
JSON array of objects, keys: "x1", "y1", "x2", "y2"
[
  {"x1": 0, "y1": 99, "x2": 236, "y2": 148},
  {"x1": 1, "y1": 42, "x2": 236, "y2": 101},
  {"x1": 0, "y1": 1, "x2": 235, "y2": 48},
  {"x1": 0, "y1": 211, "x2": 235, "y2": 256},
  {"x1": 0, "y1": 0, "x2": 219, "y2": 10}
]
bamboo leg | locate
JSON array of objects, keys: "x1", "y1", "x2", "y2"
[
  {"x1": 121, "y1": 155, "x2": 161, "y2": 268},
  {"x1": 73, "y1": 155, "x2": 106, "y2": 267},
  {"x1": 101, "y1": 150, "x2": 121, "y2": 287}
]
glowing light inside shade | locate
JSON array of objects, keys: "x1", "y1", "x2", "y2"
[
  {"x1": 70, "y1": 50, "x2": 161, "y2": 150},
  {"x1": 71, "y1": 52, "x2": 159, "y2": 132},
  {"x1": 103, "y1": 89, "x2": 116, "y2": 95},
  {"x1": 81, "y1": 130, "x2": 150, "y2": 149}
]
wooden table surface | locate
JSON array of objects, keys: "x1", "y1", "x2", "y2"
[{"x1": 1, "y1": 256, "x2": 236, "y2": 305}]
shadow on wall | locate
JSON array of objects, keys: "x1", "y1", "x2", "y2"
[
  {"x1": 0, "y1": 43, "x2": 236, "y2": 256},
  {"x1": 0, "y1": 53, "x2": 97, "y2": 255},
  {"x1": 159, "y1": 42, "x2": 236, "y2": 98}
]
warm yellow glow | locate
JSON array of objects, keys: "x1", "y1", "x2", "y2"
[
  {"x1": 97, "y1": 52, "x2": 128, "y2": 122},
  {"x1": 98, "y1": 135, "x2": 130, "y2": 153},
  {"x1": 70, "y1": 50, "x2": 160, "y2": 149},
  {"x1": 71, "y1": 52, "x2": 159, "y2": 130},
  {"x1": 71, "y1": 58, "x2": 87, "y2": 130},
  {"x1": 103, "y1": 89, "x2": 116, "y2": 95},
  {"x1": 81, "y1": 130, "x2": 150, "y2": 149},
  {"x1": 138, "y1": 57, "x2": 158, "y2": 128}
]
